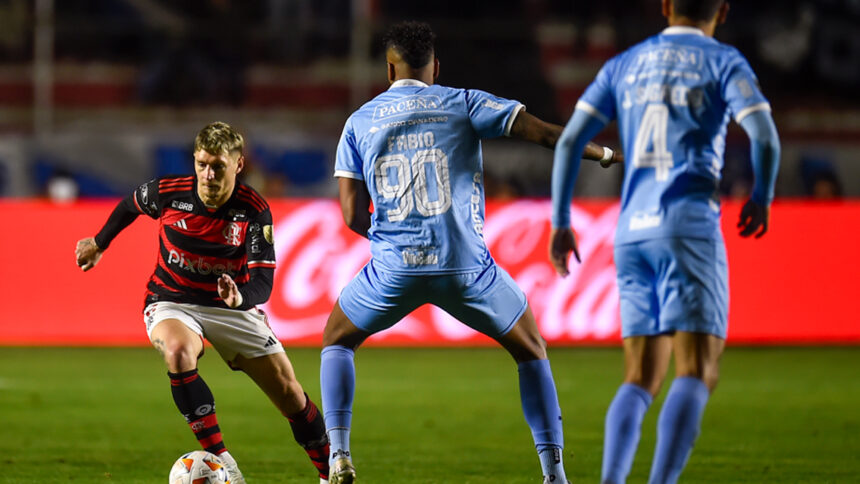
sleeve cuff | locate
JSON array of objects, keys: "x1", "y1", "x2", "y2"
[
  {"x1": 575, "y1": 100, "x2": 610, "y2": 125},
  {"x1": 334, "y1": 170, "x2": 364, "y2": 180},
  {"x1": 551, "y1": 211, "x2": 571, "y2": 229},
  {"x1": 734, "y1": 102, "x2": 771, "y2": 124},
  {"x1": 504, "y1": 104, "x2": 526, "y2": 137},
  {"x1": 232, "y1": 289, "x2": 247, "y2": 310},
  {"x1": 93, "y1": 234, "x2": 110, "y2": 250}
]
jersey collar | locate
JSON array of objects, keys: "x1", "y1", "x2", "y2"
[
  {"x1": 389, "y1": 79, "x2": 429, "y2": 89},
  {"x1": 662, "y1": 26, "x2": 705, "y2": 36}
]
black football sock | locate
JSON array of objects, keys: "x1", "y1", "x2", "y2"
[{"x1": 168, "y1": 369, "x2": 226, "y2": 455}]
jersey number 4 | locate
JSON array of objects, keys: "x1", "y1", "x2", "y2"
[
  {"x1": 633, "y1": 104, "x2": 674, "y2": 181},
  {"x1": 374, "y1": 149, "x2": 452, "y2": 222}
]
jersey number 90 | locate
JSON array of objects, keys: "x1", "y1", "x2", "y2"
[{"x1": 374, "y1": 149, "x2": 452, "y2": 222}]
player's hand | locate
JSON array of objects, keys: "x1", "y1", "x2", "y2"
[
  {"x1": 549, "y1": 227, "x2": 581, "y2": 277},
  {"x1": 75, "y1": 237, "x2": 103, "y2": 272},
  {"x1": 737, "y1": 199, "x2": 770, "y2": 238},
  {"x1": 600, "y1": 148, "x2": 624, "y2": 169},
  {"x1": 217, "y1": 273, "x2": 243, "y2": 308}
]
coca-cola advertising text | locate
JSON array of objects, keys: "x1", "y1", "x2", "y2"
[{"x1": 1, "y1": 199, "x2": 857, "y2": 345}]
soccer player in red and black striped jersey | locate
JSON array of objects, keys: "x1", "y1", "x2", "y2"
[{"x1": 75, "y1": 122, "x2": 330, "y2": 484}]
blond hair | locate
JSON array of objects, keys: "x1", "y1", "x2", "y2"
[{"x1": 194, "y1": 121, "x2": 244, "y2": 157}]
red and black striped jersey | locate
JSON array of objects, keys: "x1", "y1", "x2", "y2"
[{"x1": 95, "y1": 175, "x2": 276, "y2": 311}]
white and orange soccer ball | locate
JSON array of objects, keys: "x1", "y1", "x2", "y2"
[{"x1": 168, "y1": 450, "x2": 230, "y2": 484}]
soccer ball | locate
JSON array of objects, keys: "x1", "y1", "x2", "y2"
[{"x1": 168, "y1": 450, "x2": 230, "y2": 484}]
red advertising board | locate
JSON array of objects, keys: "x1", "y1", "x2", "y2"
[{"x1": 2, "y1": 199, "x2": 858, "y2": 346}]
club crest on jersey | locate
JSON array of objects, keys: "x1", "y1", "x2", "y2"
[{"x1": 223, "y1": 222, "x2": 243, "y2": 246}]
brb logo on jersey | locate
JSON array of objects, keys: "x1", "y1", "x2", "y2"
[
  {"x1": 171, "y1": 200, "x2": 194, "y2": 212},
  {"x1": 223, "y1": 222, "x2": 243, "y2": 246}
]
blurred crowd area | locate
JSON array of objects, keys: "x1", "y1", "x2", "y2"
[{"x1": 0, "y1": 0, "x2": 858, "y2": 201}]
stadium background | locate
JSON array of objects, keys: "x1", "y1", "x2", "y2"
[
  {"x1": 1, "y1": 1, "x2": 859, "y2": 483},
  {"x1": 1, "y1": 0, "x2": 858, "y2": 345}
]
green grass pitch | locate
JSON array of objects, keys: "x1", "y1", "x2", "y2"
[{"x1": 1, "y1": 346, "x2": 858, "y2": 483}]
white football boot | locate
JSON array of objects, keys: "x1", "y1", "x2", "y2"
[
  {"x1": 329, "y1": 456, "x2": 356, "y2": 484},
  {"x1": 218, "y1": 451, "x2": 246, "y2": 484}
]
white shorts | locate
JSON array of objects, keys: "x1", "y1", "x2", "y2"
[{"x1": 143, "y1": 301, "x2": 284, "y2": 368}]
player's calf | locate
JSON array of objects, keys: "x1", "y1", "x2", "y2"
[{"x1": 287, "y1": 393, "x2": 331, "y2": 481}]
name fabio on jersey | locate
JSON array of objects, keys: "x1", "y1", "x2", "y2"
[{"x1": 387, "y1": 130, "x2": 436, "y2": 153}]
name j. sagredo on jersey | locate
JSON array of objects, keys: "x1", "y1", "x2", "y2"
[{"x1": 94, "y1": 175, "x2": 277, "y2": 310}]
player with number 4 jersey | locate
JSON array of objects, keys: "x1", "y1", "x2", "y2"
[
  {"x1": 321, "y1": 21, "x2": 621, "y2": 484},
  {"x1": 570, "y1": 13, "x2": 771, "y2": 247},
  {"x1": 550, "y1": 2, "x2": 780, "y2": 483}
]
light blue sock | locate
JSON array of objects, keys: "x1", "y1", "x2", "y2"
[
  {"x1": 518, "y1": 359, "x2": 566, "y2": 482},
  {"x1": 601, "y1": 383, "x2": 653, "y2": 484},
  {"x1": 648, "y1": 377, "x2": 710, "y2": 484},
  {"x1": 320, "y1": 345, "x2": 356, "y2": 466}
]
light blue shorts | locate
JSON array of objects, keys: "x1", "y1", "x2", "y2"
[
  {"x1": 614, "y1": 237, "x2": 728, "y2": 339},
  {"x1": 338, "y1": 259, "x2": 528, "y2": 338}
]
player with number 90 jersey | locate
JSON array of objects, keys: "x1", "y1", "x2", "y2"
[
  {"x1": 334, "y1": 79, "x2": 524, "y2": 273},
  {"x1": 576, "y1": 26, "x2": 771, "y2": 245}
]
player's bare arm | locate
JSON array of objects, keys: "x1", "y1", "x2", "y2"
[
  {"x1": 75, "y1": 237, "x2": 103, "y2": 272},
  {"x1": 509, "y1": 110, "x2": 623, "y2": 166},
  {"x1": 338, "y1": 177, "x2": 371, "y2": 239}
]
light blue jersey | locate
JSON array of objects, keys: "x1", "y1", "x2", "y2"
[
  {"x1": 335, "y1": 79, "x2": 524, "y2": 273},
  {"x1": 577, "y1": 26, "x2": 771, "y2": 245}
]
